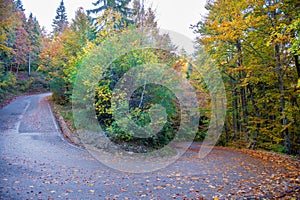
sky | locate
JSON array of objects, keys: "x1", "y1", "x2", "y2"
[{"x1": 21, "y1": 0, "x2": 207, "y2": 53}]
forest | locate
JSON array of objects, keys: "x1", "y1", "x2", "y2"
[{"x1": 0, "y1": 0, "x2": 299, "y2": 155}]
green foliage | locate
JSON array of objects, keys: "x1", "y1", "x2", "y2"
[
  {"x1": 93, "y1": 48, "x2": 181, "y2": 149},
  {"x1": 17, "y1": 77, "x2": 34, "y2": 91},
  {"x1": 49, "y1": 76, "x2": 66, "y2": 104},
  {"x1": 0, "y1": 72, "x2": 17, "y2": 92},
  {"x1": 0, "y1": 71, "x2": 48, "y2": 102}
]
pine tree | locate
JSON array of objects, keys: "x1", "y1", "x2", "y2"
[
  {"x1": 88, "y1": 0, "x2": 132, "y2": 28},
  {"x1": 13, "y1": 0, "x2": 26, "y2": 24},
  {"x1": 88, "y1": 0, "x2": 132, "y2": 16},
  {"x1": 15, "y1": 0, "x2": 25, "y2": 11},
  {"x1": 132, "y1": 0, "x2": 144, "y2": 26},
  {"x1": 132, "y1": 0, "x2": 157, "y2": 28},
  {"x1": 52, "y1": 0, "x2": 68, "y2": 34},
  {"x1": 70, "y1": 8, "x2": 95, "y2": 42},
  {"x1": 25, "y1": 13, "x2": 42, "y2": 73},
  {"x1": 26, "y1": 13, "x2": 35, "y2": 45}
]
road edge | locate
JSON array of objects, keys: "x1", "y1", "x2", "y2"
[{"x1": 47, "y1": 97, "x2": 84, "y2": 148}]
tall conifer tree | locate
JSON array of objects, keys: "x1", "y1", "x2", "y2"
[{"x1": 52, "y1": 0, "x2": 68, "y2": 34}]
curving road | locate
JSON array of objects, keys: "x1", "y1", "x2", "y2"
[{"x1": 0, "y1": 93, "x2": 299, "y2": 199}]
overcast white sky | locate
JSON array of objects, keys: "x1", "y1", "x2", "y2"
[
  {"x1": 21, "y1": 0, "x2": 207, "y2": 54},
  {"x1": 22, "y1": 0, "x2": 207, "y2": 38}
]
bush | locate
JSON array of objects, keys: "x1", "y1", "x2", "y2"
[
  {"x1": 49, "y1": 77, "x2": 69, "y2": 104},
  {"x1": 17, "y1": 78, "x2": 34, "y2": 92},
  {"x1": 0, "y1": 72, "x2": 17, "y2": 91},
  {"x1": 93, "y1": 50, "x2": 182, "y2": 151}
]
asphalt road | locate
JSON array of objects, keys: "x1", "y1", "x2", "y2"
[{"x1": 0, "y1": 93, "x2": 299, "y2": 199}]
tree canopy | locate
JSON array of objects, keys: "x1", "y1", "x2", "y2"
[{"x1": 193, "y1": 0, "x2": 300, "y2": 154}]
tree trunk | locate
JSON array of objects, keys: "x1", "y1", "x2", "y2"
[
  {"x1": 16, "y1": 63, "x2": 19, "y2": 74},
  {"x1": 28, "y1": 52, "x2": 31, "y2": 76},
  {"x1": 236, "y1": 39, "x2": 249, "y2": 142},
  {"x1": 275, "y1": 44, "x2": 290, "y2": 154},
  {"x1": 230, "y1": 78, "x2": 237, "y2": 141},
  {"x1": 138, "y1": 79, "x2": 147, "y2": 108},
  {"x1": 222, "y1": 97, "x2": 229, "y2": 143},
  {"x1": 248, "y1": 86, "x2": 261, "y2": 149},
  {"x1": 241, "y1": 86, "x2": 249, "y2": 142},
  {"x1": 294, "y1": 55, "x2": 300, "y2": 79},
  {"x1": 236, "y1": 40, "x2": 249, "y2": 142}
]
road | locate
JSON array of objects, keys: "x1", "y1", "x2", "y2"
[{"x1": 0, "y1": 93, "x2": 299, "y2": 199}]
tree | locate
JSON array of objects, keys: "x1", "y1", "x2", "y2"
[
  {"x1": 25, "y1": 13, "x2": 42, "y2": 75},
  {"x1": 88, "y1": 0, "x2": 133, "y2": 29},
  {"x1": 15, "y1": 0, "x2": 24, "y2": 11},
  {"x1": 52, "y1": 0, "x2": 68, "y2": 34},
  {"x1": 38, "y1": 35, "x2": 66, "y2": 102},
  {"x1": 62, "y1": 8, "x2": 96, "y2": 99},
  {"x1": 8, "y1": 0, "x2": 29, "y2": 73},
  {"x1": 39, "y1": 8, "x2": 96, "y2": 103},
  {"x1": 13, "y1": 25, "x2": 29, "y2": 73},
  {"x1": 132, "y1": 0, "x2": 144, "y2": 26},
  {"x1": 193, "y1": 0, "x2": 300, "y2": 154},
  {"x1": 88, "y1": 0, "x2": 132, "y2": 16},
  {"x1": 69, "y1": 8, "x2": 95, "y2": 43},
  {"x1": 13, "y1": 0, "x2": 26, "y2": 24},
  {"x1": 132, "y1": 0, "x2": 157, "y2": 29},
  {"x1": 1, "y1": 0, "x2": 29, "y2": 74},
  {"x1": 0, "y1": 0, "x2": 15, "y2": 61},
  {"x1": 0, "y1": 0, "x2": 15, "y2": 80}
]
